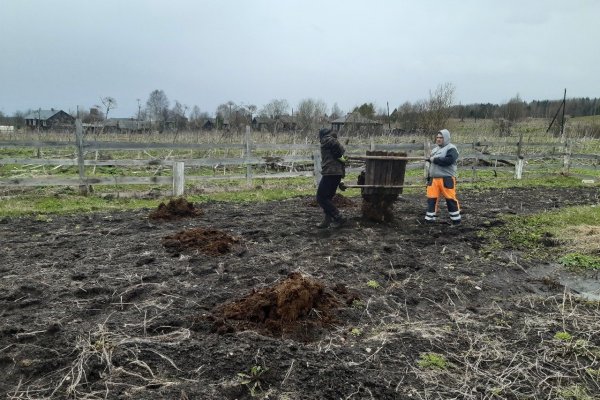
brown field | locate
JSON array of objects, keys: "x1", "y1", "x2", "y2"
[{"x1": 1, "y1": 186, "x2": 599, "y2": 399}]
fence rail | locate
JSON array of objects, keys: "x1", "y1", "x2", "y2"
[{"x1": 1, "y1": 124, "x2": 598, "y2": 195}]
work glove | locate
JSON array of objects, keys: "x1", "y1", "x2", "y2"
[
  {"x1": 338, "y1": 181, "x2": 347, "y2": 191},
  {"x1": 338, "y1": 155, "x2": 348, "y2": 164},
  {"x1": 424, "y1": 156, "x2": 433, "y2": 163}
]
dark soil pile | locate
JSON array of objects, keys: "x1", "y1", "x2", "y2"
[
  {"x1": 207, "y1": 272, "x2": 353, "y2": 340},
  {"x1": 162, "y1": 227, "x2": 240, "y2": 256},
  {"x1": 148, "y1": 197, "x2": 203, "y2": 220},
  {"x1": 306, "y1": 193, "x2": 356, "y2": 208}
]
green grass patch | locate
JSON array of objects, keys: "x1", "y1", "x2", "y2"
[
  {"x1": 417, "y1": 353, "x2": 448, "y2": 370},
  {"x1": 0, "y1": 195, "x2": 162, "y2": 217},
  {"x1": 559, "y1": 253, "x2": 600, "y2": 270},
  {"x1": 554, "y1": 331, "x2": 573, "y2": 341},
  {"x1": 492, "y1": 204, "x2": 600, "y2": 249},
  {"x1": 0, "y1": 184, "x2": 321, "y2": 217},
  {"x1": 485, "y1": 204, "x2": 600, "y2": 269}
]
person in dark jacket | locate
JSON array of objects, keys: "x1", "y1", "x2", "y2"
[
  {"x1": 424, "y1": 129, "x2": 461, "y2": 224},
  {"x1": 316, "y1": 128, "x2": 347, "y2": 228}
]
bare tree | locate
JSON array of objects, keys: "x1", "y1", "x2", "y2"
[
  {"x1": 260, "y1": 99, "x2": 289, "y2": 119},
  {"x1": 246, "y1": 104, "x2": 257, "y2": 123},
  {"x1": 100, "y1": 96, "x2": 117, "y2": 120},
  {"x1": 171, "y1": 101, "x2": 189, "y2": 133},
  {"x1": 330, "y1": 103, "x2": 343, "y2": 120},
  {"x1": 505, "y1": 93, "x2": 525, "y2": 122},
  {"x1": 296, "y1": 98, "x2": 328, "y2": 133},
  {"x1": 421, "y1": 82, "x2": 455, "y2": 132},
  {"x1": 146, "y1": 90, "x2": 170, "y2": 130},
  {"x1": 189, "y1": 105, "x2": 209, "y2": 130}
]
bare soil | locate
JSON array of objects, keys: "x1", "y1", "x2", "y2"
[{"x1": 1, "y1": 187, "x2": 599, "y2": 399}]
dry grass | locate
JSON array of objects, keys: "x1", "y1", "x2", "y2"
[
  {"x1": 563, "y1": 225, "x2": 600, "y2": 255},
  {"x1": 7, "y1": 319, "x2": 192, "y2": 400}
]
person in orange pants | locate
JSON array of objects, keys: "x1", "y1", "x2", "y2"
[{"x1": 424, "y1": 129, "x2": 461, "y2": 225}]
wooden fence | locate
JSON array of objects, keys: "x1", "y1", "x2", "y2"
[{"x1": 1, "y1": 123, "x2": 598, "y2": 195}]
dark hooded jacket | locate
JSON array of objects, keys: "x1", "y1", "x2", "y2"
[{"x1": 319, "y1": 128, "x2": 345, "y2": 176}]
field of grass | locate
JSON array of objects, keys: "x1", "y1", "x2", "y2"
[{"x1": 0, "y1": 117, "x2": 598, "y2": 218}]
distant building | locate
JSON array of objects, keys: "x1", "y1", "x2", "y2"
[
  {"x1": 82, "y1": 118, "x2": 151, "y2": 134},
  {"x1": 252, "y1": 115, "x2": 297, "y2": 132},
  {"x1": 201, "y1": 118, "x2": 216, "y2": 131},
  {"x1": 331, "y1": 113, "x2": 383, "y2": 135},
  {"x1": 278, "y1": 115, "x2": 298, "y2": 131},
  {"x1": 252, "y1": 116, "x2": 274, "y2": 132},
  {"x1": 104, "y1": 118, "x2": 151, "y2": 133},
  {"x1": 24, "y1": 109, "x2": 75, "y2": 130}
]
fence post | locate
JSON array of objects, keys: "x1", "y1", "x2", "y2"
[
  {"x1": 515, "y1": 159, "x2": 524, "y2": 179},
  {"x1": 313, "y1": 150, "x2": 322, "y2": 187},
  {"x1": 75, "y1": 119, "x2": 89, "y2": 195},
  {"x1": 563, "y1": 138, "x2": 572, "y2": 175},
  {"x1": 172, "y1": 161, "x2": 185, "y2": 196},
  {"x1": 472, "y1": 141, "x2": 479, "y2": 182},
  {"x1": 245, "y1": 125, "x2": 253, "y2": 187},
  {"x1": 515, "y1": 132, "x2": 524, "y2": 179}
]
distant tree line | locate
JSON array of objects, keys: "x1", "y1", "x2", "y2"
[
  {"x1": 1, "y1": 86, "x2": 598, "y2": 133},
  {"x1": 390, "y1": 93, "x2": 600, "y2": 132}
]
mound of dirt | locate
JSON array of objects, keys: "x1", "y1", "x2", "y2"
[
  {"x1": 162, "y1": 227, "x2": 240, "y2": 256},
  {"x1": 306, "y1": 193, "x2": 356, "y2": 208},
  {"x1": 149, "y1": 197, "x2": 203, "y2": 220},
  {"x1": 207, "y1": 272, "x2": 358, "y2": 340}
]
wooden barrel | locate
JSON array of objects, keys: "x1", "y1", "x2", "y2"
[
  {"x1": 359, "y1": 151, "x2": 408, "y2": 222},
  {"x1": 362, "y1": 151, "x2": 408, "y2": 195}
]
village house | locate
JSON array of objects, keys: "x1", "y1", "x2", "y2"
[
  {"x1": 201, "y1": 118, "x2": 216, "y2": 131},
  {"x1": 24, "y1": 109, "x2": 75, "y2": 130},
  {"x1": 331, "y1": 113, "x2": 383, "y2": 135},
  {"x1": 104, "y1": 118, "x2": 152, "y2": 133},
  {"x1": 252, "y1": 115, "x2": 297, "y2": 132}
]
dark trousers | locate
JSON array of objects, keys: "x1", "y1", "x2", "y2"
[{"x1": 316, "y1": 175, "x2": 342, "y2": 218}]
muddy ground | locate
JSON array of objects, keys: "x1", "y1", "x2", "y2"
[{"x1": 1, "y1": 187, "x2": 599, "y2": 399}]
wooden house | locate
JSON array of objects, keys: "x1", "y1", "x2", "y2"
[
  {"x1": 252, "y1": 115, "x2": 297, "y2": 132},
  {"x1": 201, "y1": 118, "x2": 216, "y2": 131},
  {"x1": 331, "y1": 113, "x2": 383, "y2": 135},
  {"x1": 105, "y1": 118, "x2": 152, "y2": 133},
  {"x1": 24, "y1": 109, "x2": 75, "y2": 130},
  {"x1": 252, "y1": 117, "x2": 275, "y2": 132}
]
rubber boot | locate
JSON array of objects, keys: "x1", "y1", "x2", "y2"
[
  {"x1": 316, "y1": 215, "x2": 332, "y2": 229},
  {"x1": 330, "y1": 214, "x2": 346, "y2": 228}
]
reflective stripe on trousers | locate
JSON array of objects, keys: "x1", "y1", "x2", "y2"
[{"x1": 425, "y1": 177, "x2": 461, "y2": 221}]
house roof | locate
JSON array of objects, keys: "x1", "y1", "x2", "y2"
[
  {"x1": 24, "y1": 109, "x2": 65, "y2": 120},
  {"x1": 331, "y1": 113, "x2": 381, "y2": 125},
  {"x1": 279, "y1": 115, "x2": 296, "y2": 123},
  {"x1": 253, "y1": 117, "x2": 274, "y2": 124}
]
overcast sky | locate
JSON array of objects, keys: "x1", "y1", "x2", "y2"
[{"x1": 1, "y1": 0, "x2": 598, "y2": 118}]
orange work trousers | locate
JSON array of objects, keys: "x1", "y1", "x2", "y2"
[{"x1": 425, "y1": 176, "x2": 461, "y2": 222}]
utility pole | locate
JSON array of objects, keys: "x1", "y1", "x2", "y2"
[
  {"x1": 560, "y1": 88, "x2": 567, "y2": 137},
  {"x1": 387, "y1": 101, "x2": 391, "y2": 130},
  {"x1": 137, "y1": 98, "x2": 141, "y2": 130},
  {"x1": 36, "y1": 108, "x2": 41, "y2": 158}
]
